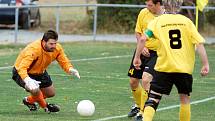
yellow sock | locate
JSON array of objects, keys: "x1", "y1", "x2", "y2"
[
  {"x1": 179, "y1": 104, "x2": 190, "y2": 121},
  {"x1": 132, "y1": 84, "x2": 143, "y2": 107},
  {"x1": 143, "y1": 106, "x2": 155, "y2": 121},
  {"x1": 140, "y1": 89, "x2": 148, "y2": 111}
]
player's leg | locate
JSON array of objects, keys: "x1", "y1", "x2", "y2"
[
  {"x1": 40, "y1": 84, "x2": 55, "y2": 98},
  {"x1": 26, "y1": 89, "x2": 47, "y2": 110},
  {"x1": 174, "y1": 73, "x2": 193, "y2": 121},
  {"x1": 12, "y1": 67, "x2": 38, "y2": 111},
  {"x1": 40, "y1": 84, "x2": 60, "y2": 112},
  {"x1": 135, "y1": 51, "x2": 157, "y2": 121},
  {"x1": 141, "y1": 72, "x2": 152, "y2": 105},
  {"x1": 143, "y1": 72, "x2": 173, "y2": 121},
  {"x1": 35, "y1": 71, "x2": 60, "y2": 113},
  {"x1": 127, "y1": 77, "x2": 142, "y2": 117},
  {"x1": 127, "y1": 52, "x2": 145, "y2": 117},
  {"x1": 142, "y1": 50, "x2": 157, "y2": 93},
  {"x1": 133, "y1": 72, "x2": 152, "y2": 121},
  {"x1": 142, "y1": 72, "x2": 152, "y2": 92},
  {"x1": 179, "y1": 94, "x2": 190, "y2": 121},
  {"x1": 143, "y1": 90, "x2": 162, "y2": 121}
]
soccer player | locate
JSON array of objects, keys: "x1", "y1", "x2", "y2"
[
  {"x1": 12, "y1": 30, "x2": 80, "y2": 113},
  {"x1": 127, "y1": 0, "x2": 163, "y2": 120},
  {"x1": 133, "y1": 0, "x2": 209, "y2": 121}
]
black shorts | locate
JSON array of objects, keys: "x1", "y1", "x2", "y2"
[
  {"x1": 151, "y1": 71, "x2": 193, "y2": 95},
  {"x1": 12, "y1": 67, "x2": 52, "y2": 88},
  {"x1": 127, "y1": 50, "x2": 157, "y2": 79}
]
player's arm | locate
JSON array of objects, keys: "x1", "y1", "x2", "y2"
[
  {"x1": 196, "y1": 43, "x2": 209, "y2": 76},
  {"x1": 136, "y1": 32, "x2": 150, "y2": 57},
  {"x1": 133, "y1": 28, "x2": 154, "y2": 70},
  {"x1": 135, "y1": 10, "x2": 150, "y2": 57},
  {"x1": 16, "y1": 50, "x2": 40, "y2": 91},
  {"x1": 133, "y1": 34, "x2": 147, "y2": 70},
  {"x1": 135, "y1": 32, "x2": 142, "y2": 42},
  {"x1": 188, "y1": 19, "x2": 209, "y2": 76},
  {"x1": 56, "y1": 46, "x2": 80, "y2": 79},
  {"x1": 17, "y1": 51, "x2": 37, "y2": 80}
]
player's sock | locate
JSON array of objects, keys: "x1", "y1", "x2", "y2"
[
  {"x1": 143, "y1": 106, "x2": 155, "y2": 121},
  {"x1": 41, "y1": 91, "x2": 47, "y2": 99},
  {"x1": 179, "y1": 104, "x2": 190, "y2": 121},
  {"x1": 140, "y1": 89, "x2": 148, "y2": 111},
  {"x1": 132, "y1": 84, "x2": 143, "y2": 107},
  {"x1": 35, "y1": 90, "x2": 47, "y2": 108},
  {"x1": 27, "y1": 95, "x2": 37, "y2": 104}
]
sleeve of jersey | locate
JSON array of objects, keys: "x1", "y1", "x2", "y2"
[
  {"x1": 56, "y1": 45, "x2": 73, "y2": 73},
  {"x1": 135, "y1": 10, "x2": 144, "y2": 33},
  {"x1": 144, "y1": 29, "x2": 154, "y2": 38},
  {"x1": 144, "y1": 20, "x2": 156, "y2": 39},
  {"x1": 16, "y1": 48, "x2": 37, "y2": 80},
  {"x1": 189, "y1": 20, "x2": 205, "y2": 44}
]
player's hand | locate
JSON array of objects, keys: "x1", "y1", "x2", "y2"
[
  {"x1": 200, "y1": 64, "x2": 209, "y2": 76},
  {"x1": 133, "y1": 57, "x2": 141, "y2": 70},
  {"x1": 24, "y1": 77, "x2": 41, "y2": 91},
  {"x1": 69, "y1": 67, "x2": 81, "y2": 79},
  {"x1": 142, "y1": 47, "x2": 150, "y2": 57}
]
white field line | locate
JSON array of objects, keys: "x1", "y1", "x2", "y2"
[
  {"x1": 0, "y1": 72, "x2": 129, "y2": 80},
  {"x1": 93, "y1": 96, "x2": 215, "y2": 121},
  {"x1": 0, "y1": 55, "x2": 132, "y2": 70}
]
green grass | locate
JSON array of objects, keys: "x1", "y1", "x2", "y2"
[{"x1": 0, "y1": 42, "x2": 214, "y2": 121}]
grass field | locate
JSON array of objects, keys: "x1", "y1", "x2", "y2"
[{"x1": 0, "y1": 42, "x2": 214, "y2": 121}]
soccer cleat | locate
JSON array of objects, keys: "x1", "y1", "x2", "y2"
[
  {"x1": 134, "y1": 113, "x2": 143, "y2": 121},
  {"x1": 22, "y1": 97, "x2": 38, "y2": 111},
  {"x1": 128, "y1": 105, "x2": 140, "y2": 117},
  {"x1": 44, "y1": 103, "x2": 60, "y2": 113}
]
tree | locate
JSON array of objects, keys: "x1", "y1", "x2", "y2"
[{"x1": 94, "y1": 0, "x2": 145, "y2": 33}]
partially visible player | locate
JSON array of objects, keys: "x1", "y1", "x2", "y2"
[
  {"x1": 12, "y1": 30, "x2": 80, "y2": 113},
  {"x1": 127, "y1": 0, "x2": 163, "y2": 120},
  {"x1": 133, "y1": 0, "x2": 209, "y2": 121}
]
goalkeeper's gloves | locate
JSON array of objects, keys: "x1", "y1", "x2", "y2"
[
  {"x1": 69, "y1": 67, "x2": 80, "y2": 79},
  {"x1": 23, "y1": 77, "x2": 41, "y2": 91}
]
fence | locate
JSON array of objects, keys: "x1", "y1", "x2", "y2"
[{"x1": 0, "y1": 4, "x2": 215, "y2": 43}]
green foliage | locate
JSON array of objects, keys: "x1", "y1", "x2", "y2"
[
  {"x1": 205, "y1": 3, "x2": 215, "y2": 25},
  {"x1": 95, "y1": 0, "x2": 146, "y2": 33}
]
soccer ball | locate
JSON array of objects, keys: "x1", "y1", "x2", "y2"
[{"x1": 77, "y1": 100, "x2": 95, "y2": 116}]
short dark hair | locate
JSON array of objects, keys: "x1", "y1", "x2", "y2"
[
  {"x1": 147, "y1": 0, "x2": 163, "y2": 5},
  {"x1": 42, "y1": 30, "x2": 58, "y2": 42}
]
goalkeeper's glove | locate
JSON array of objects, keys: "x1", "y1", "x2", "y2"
[
  {"x1": 69, "y1": 67, "x2": 80, "y2": 79},
  {"x1": 23, "y1": 77, "x2": 41, "y2": 91}
]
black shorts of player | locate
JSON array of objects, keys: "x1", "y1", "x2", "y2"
[
  {"x1": 150, "y1": 71, "x2": 193, "y2": 96},
  {"x1": 12, "y1": 67, "x2": 52, "y2": 88},
  {"x1": 127, "y1": 50, "x2": 157, "y2": 79}
]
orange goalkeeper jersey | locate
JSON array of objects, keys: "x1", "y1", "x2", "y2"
[{"x1": 14, "y1": 40, "x2": 73, "y2": 80}]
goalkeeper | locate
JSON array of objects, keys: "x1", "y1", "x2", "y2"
[{"x1": 12, "y1": 30, "x2": 80, "y2": 113}]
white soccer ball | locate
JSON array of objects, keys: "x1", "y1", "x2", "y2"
[{"x1": 77, "y1": 100, "x2": 95, "y2": 116}]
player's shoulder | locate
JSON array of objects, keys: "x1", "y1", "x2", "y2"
[
  {"x1": 139, "y1": 8, "x2": 150, "y2": 15},
  {"x1": 26, "y1": 40, "x2": 41, "y2": 50},
  {"x1": 179, "y1": 14, "x2": 193, "y2": 23},
  {"x1": 56, "y1": 42, "x2": 64, "y2": 51},
  {"x1": 23, "y1": 40, "x2": 41, "y2": 55},
  {"x1": 158, "y1": 14, "x2": 190, "y2": 21}
]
